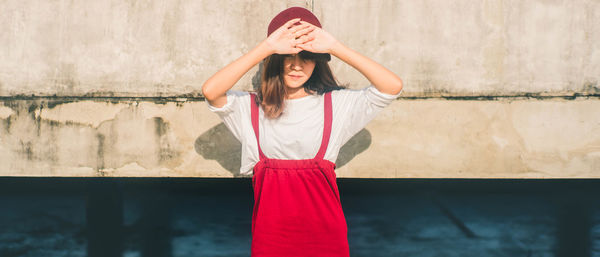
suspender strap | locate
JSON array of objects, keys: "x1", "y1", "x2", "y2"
[
  {"x1": 250, "y1": 93, "x2": 266, "y2": 160},
  {"x1": 250, "y1": 92, "x2": 332, "y2": 161},
  {"x1": 314, "y1": 92, "x2": 332, "y2": 160}
]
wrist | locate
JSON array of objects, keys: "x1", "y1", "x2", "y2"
[
  {"x1": 258, "y1": 40, "x2": 276, "y2": 56},
  {"x1": 330, "y1": 41, "x2": 345, "y2": 56}
]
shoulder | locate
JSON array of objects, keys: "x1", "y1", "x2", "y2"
[
  {"x1": 223, "y1": 90, "x2": 251, "y2": 102},
  {"x1": 332, "y1": 85, "x2": 402, "y2": 98},
  {"x1": 331, "y1": 85, "x2": 402, "y2": 108},
  {"x1": 207, "y1": 90, "x2": 252, "y2": 114},
  {"x1": 330, "y1": 86, "x2": 369, "y2": 101},
  {"x1": 227, "y1": 90, "x2": 251, "y2": 97},
  {"x1": 226, "y1": 90, "x2": 253, "y2": 109}
]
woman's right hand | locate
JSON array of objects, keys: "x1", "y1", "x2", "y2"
[
  {"x1": 264, "y1": 18, "x2": 315, "y2": 54},
  {"x1": 203, "y1": 19, "x2": 314, "y2": 108}
]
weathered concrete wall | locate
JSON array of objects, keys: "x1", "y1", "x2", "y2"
[
  {"x1": 1, "y1": 0, "x2": 598, "y2": 96},
  {"x1": 0, "y1": 98, "x2": 599, "y2": 178},
  {"x1": 0, "y1": 0, "x2": 599, "y2": 177}
]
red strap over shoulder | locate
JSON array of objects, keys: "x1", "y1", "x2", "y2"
[
  {"x1": 250, "y1": 93, "x2": 266, "y2": 160},
  {"x1": 314, "y1": 92, "x2": 332, "y2": 160}
]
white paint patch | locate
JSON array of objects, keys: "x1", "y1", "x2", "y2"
[
  {"x1": 39, "y1": 101, "x2": 127, "y2": 128},
  {"x1": 138, "y1": 102, "x2": 171, "y2": 119},
  {"x1": 0, "y1": 106, "x2": 14, "y2": 119},
  {"x1": 559, "y1": 150, "x2": 569, "y2": 161},
  {"x1": 586, "y1": 152, "x2": 600, "y2": 158},
  {"x1": 492, "y1": 135, "x2": 509, "y2": 149},
  {"x1": 116, "y1": 162, "x2": 147, "y2": 172},
  {"x1": 115, "y1": 162, "x2": 149, "y2": 176}
]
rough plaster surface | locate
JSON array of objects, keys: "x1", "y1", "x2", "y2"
[
  {"x1": 1, "y1": 0, "x2": 599, "y2": 178},
  {"x1": 336, "y1": 98, "x2": 600, "y2": 178},
  {"x1": 1, "y1": 99, "x2": 598, "y2": 178},
  {"x1": 0, "y1": 0, "x2": 598, "y2": 96}
]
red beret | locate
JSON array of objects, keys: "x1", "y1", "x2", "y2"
[{"x1": 267, "y1": 7, "x2": 322, "y2": 37}]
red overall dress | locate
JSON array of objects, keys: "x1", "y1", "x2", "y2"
[{"x1": 249, "y1": 92, "x2": 350, "y2": 257}]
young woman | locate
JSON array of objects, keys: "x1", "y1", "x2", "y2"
[{"x1": 202, "y1": 7, "x2": 403, "y2": 257}]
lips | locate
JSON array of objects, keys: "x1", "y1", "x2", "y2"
[{"x1": 288, "y1": 74, "x2": 303, "y2": 80}]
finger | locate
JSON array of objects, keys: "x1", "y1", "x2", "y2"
[
  {"x1": 286, "y1": 45, "x2": 302, "y2": 54},
  {"x1": 296, "y1": 39, "x2": 313, "y2": 47},
  {"x1": 299, "y1": 21, "x2": 317, "y2": 28},
  {"x1": 301, "y1": 31, "x2": 317, "y2": 41},
  {"x1": 283, "y1": 18, "x2": 302, "y2": 29},
  {"x1": 297, "y1": 34, "x2": 315, "y2": 44},
  {"x1": 289, "y1": 23, "x2": 311, "y2": 34},
  {"x1": 293, "y1": 26, "x2": 315, "y2": 38},
  {"x1": 296, "y1": 43, "x2": 312, "y2": 52}
]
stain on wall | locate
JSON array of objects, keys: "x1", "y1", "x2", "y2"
[
  {"x1": 0, "y1": 100, "x2": 185, "y2": 176},
  {"x1": 1, "y1": 0, "x2": 599, "y2": 96},
  {"x1": 0, "y1": 0, "x2": 599, "y2": 178}
]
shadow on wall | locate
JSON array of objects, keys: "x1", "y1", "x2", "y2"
[
  {"x1": 194, "y1": 123, "x2": 242, "y2": 175},
  {"x1": 194, "y1": 123, "x2": 372, "y2": 177},
  {"x1": 0, "y1": 100, "x2": 183, "y2": 176}
]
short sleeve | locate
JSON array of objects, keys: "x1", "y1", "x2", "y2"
[
  {"x1": 206, "y1": 90, "x2": 250, "y2": 142},
  {"x1": 364, "y1": 85, "x2": 402, "y2": 107},
  {"x1": 334, "y1": 85, "x2": 402, "y2": 145}
]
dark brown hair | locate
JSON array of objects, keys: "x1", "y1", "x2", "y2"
[{"x1": 256, "y1": 51, "x2": 344, "y2": 119}]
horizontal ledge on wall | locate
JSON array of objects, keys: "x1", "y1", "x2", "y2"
[
  {"x1": 1, "y1": 93, "x2": 600, "y2": 102},
  {"x1": 399, "y1": 93, "x2": 600, "y2": 101}
]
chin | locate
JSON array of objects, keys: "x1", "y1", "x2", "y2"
[{"x1": 284, "y1": 80, "x2": 308, "y2": 89}]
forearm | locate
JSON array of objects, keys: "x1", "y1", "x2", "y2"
[
  {"x1": 330, "y1": 42, "x2": 403, "y2": 95},
  {"x1": 202, "y1": 41, "x2": 274, "y2": 106}
]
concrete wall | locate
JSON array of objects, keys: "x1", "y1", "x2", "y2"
[{"x1": 0, "y1": 0, "x2": 599, "y2": 178}]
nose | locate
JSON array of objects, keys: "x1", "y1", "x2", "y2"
[{"x1": 289, "y1": 55, "x2": 303, "y2": 70}]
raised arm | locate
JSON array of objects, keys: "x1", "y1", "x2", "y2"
[
  {"x1": 202, "y1": 18, "x2": 315, "y2": 108},
  {"x1": 296, "y1": 21, "x2": 403, "y2": 95}
]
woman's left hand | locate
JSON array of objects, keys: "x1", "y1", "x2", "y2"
[{"x1": 296, "y1": 21, "x2": 339, "y2": 54}]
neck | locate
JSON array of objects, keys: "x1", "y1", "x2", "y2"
[{"x1": 285, "y1": 86, "x2": 309, "y2": 99}]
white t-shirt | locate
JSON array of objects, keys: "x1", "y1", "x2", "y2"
[{"x1": 207, "y1": 85, "x2": 402, "y2": 176}]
